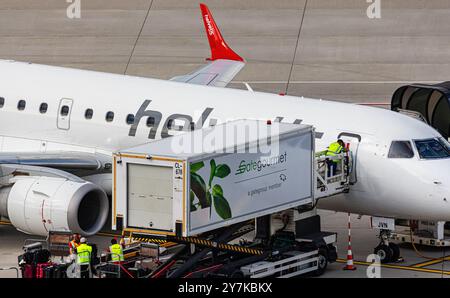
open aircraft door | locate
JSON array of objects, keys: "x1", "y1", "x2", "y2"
[
  {"x1": 338, "y1": 132, "x2": 361, "y2": 185},
  {"x1": 391, "y1": 82, "x2": 450, "y2": 140}
]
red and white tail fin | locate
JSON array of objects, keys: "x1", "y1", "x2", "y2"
[{"x1": 200, "y1": 3, "x2": 244, "y2": 62}]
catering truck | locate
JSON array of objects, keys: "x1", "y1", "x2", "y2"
[{"x1": 110, "y1": 119, "x2": 350, "y2": 278}]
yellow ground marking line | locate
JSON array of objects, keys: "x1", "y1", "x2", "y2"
[
  {"x1": 336, "y1": 259, "x2": 450, "y2": 275},
  {"x1": 0, "y1": 221, "x2": 11, "y2": 226},
  {"x1": 411, "y1": 256, "x2": 450, "y2": 268}
]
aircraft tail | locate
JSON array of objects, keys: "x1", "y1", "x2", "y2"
[{"x1": 200, "y1": 3, "x2": 244, "y2": 62}]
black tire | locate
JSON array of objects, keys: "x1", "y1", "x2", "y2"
[
  {"x1": 374, "y1": 244, "x2": 393, "y2": 264},
  {"x1": 389, "y1": 243, "x2": 400, "y2": 262},
  {"x1": 314, "y1": 247, "x2": 328, "y2": 276}
]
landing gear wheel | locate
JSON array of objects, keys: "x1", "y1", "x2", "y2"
[
  {"x1": 374, "y1": 244, "x2": 393, "y2": 264},
  {"x1": 389, "y1": 243, "x2": 400, "y2": 262},
  {"x1": 313, "y1": 247, "x2": 328, "y2": 276}
]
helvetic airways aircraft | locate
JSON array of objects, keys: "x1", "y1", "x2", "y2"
[{"x1": 0, "y1": 3, "x2": 449, "y2": 253}]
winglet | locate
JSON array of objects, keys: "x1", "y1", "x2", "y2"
[{"x1": 200, "y1": 3, "x2": 244, "y2": 62}]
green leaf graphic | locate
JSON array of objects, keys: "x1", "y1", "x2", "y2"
[
  {"x1": 190, "y1": 161, "x2": 204, "y2": 173},
  {"x1": 213, "y1": 193, "x2": 232, "y2": 219},
  {"x1": 190, "y1": 172, "x2": 209, "y2": 208},
  {"x1": 212, "y1": 184, "x2": 223, "y2": 197},
  {"x1": 214, "y1": 164, "x2": 231, "y2": 178},
  {"x1": 206, "y1": 191, "x2": 212, "y2": 206},
  {"x1": 209, "y1": 159, "x2": 217, "y2": 187},
  {"x1": 189, "y1": 190, "x2": 197, "y2": 211}
]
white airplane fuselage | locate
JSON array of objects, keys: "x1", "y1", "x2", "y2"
[{"x1": 1, "y1": 60, "x2": 449, "y2": 221}]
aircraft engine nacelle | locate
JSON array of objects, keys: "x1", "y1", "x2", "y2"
[{"x1": 0, "y1": 176, "x2": 108, "y2": 236}]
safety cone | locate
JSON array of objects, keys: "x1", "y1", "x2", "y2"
[{"x1": 343, "y1": 213, "x2": 357, "y2": 270}]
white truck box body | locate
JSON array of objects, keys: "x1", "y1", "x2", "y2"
[{"x1": 112, "y1": 119, "x2": 315, "y2": 237}]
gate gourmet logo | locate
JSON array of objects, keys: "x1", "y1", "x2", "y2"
[{"x1": 236, "y1": 152, "x2": 287, "y2": 175}]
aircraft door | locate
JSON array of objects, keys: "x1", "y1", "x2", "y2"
[
  {"x1": 57, "y1": 98, "x2": 73, "y2": 130},
  {"x1": 338, "y1": 132, "x2": 361, "y2": 185}
]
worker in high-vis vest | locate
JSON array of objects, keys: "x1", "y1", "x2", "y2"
[
  {"x1": 109, "y1": 238, "x2": 124, "y2": 262},
  {"x1": 325, "y1": 139, "x2": 346, "y2": 177},
  {"x1": 76, "y1": 237, "x2": 92, "y2": 278},
  {"x1": 69, "y1": 233, "x2": 80, "y2": 257}
]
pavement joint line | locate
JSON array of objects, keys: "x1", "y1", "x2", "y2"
[
  {"x1": 336, "y1": 259, "x2": 450, "y2": 275},
  {"x1": 124, "y1": 0, "x2": 153, "y2": 75},
  {"x1": 285, "y1": 0, "x2": 308, "y2": 95}
]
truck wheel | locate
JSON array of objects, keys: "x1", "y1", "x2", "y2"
[
  {"x1": 314, "y1": 248, "x2": 328, "y2": 276},
  {"x1": 374, "y1": 244, "x2": 392, "y2": 264},
  {"x1": 389, "y1": 243, "x2": 400, "y2": 262}
]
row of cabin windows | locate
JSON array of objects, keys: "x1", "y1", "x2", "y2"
[{"x1": 0, "y1": 97, "x2": 149, "y2": 125}]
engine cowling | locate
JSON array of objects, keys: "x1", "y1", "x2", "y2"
[{"x1": 0, "y1": 176, "x2": 108, "y2": 236}]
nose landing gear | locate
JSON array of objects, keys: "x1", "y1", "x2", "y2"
[{"x1": 374, "y1": 230, "x2": 401, "y2": 263}]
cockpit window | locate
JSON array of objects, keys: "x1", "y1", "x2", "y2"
[
  {"x1": 388, "y1": 141, "x2": 414, "y2": 158},
  {"x1": 414, "y1": 138, "x2": 450, "y2": 159},
  {"x1": 438, "y1": 137, "x2": 450, "y2": 152}
]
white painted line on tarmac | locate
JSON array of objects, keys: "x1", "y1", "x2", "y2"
[{"x1": 233, "y1": 81, "x2": 443, "y2": 84}]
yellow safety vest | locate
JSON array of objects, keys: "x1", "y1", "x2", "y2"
[
  {"x1": 69, "y1": 240, "x2": 79, "y2": 254},
  {"x1": 110, "y1": 244, "x2": 124, "y2": 262},
  {"x1": 76, "y1": 243, "x2": 92, "y2": 265},
  {"x1": 326, "y1": 142, "x2": 344, "y2": 163}
]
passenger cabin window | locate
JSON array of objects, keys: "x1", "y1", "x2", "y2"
[
  {"x1": 17, "y1": 100, "x2": 26, "y2": 111},
  {"x1": 167, "y1": 119, "x2": 174, "y2": 129},
  {"x1": 85, "y1": 108, "x2": 93, "y2": 119},
  {"x1": 106, "y1": 111, "x2": 114, "y2": 122},
  {"x1": 388, "y1": 141, "x2": 414, "y2": 158},
  {"x1": 415, "y1": 138, "x2": 450, "y2": 159},
  {"x1": 126, "y1": 114, "x2": 135, "y2": 125},
  {"x1": 0, "y1": 97, "x2": 4, "y2": 108},
  {"x1": 39, "y1": 103, "x2": 48, "y2": 114},
  {"x1": 60, "y1": 105, "x2": 69, "y2": 116}
]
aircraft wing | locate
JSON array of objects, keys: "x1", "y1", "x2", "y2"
[
  {"x1": 170, "y1": 59, "x2": 245, "y2": 87},
  {"x1": 0, "y1": 151, "x2": 111, "y2": 176},
  {"x1": 170, "y1": 3, "x2": 245, "y2": 88}
]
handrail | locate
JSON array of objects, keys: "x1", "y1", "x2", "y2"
[{"x1": 314, "y1": 152, "x2": 351, "y2": 199}]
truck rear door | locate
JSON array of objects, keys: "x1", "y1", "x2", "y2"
[{"x1": 127, "y1": 163, "x2": 173, "y2": 231}]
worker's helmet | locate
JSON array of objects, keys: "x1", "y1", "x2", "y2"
[{"x1": 80, "y1": 237, "x2": 87, "y2": 243}]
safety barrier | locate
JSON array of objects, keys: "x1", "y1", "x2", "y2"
[{"x1": 129, "y1": 234, "x2": 264, "y2": 256}]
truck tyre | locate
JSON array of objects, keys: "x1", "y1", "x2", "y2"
[
  {"x1": 389, "y1": 243, "x2": 400, "y2": 262},
  {"x1": 374, "y1": 244, "x2": 393, "y2": 264},
  {"x1": 313, "y1": 247, "x2": 328, "y2": 276}
]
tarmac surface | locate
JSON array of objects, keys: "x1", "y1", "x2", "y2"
[{"x1": 1, "y1": 0, "x2": 450, "y2": 278}]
